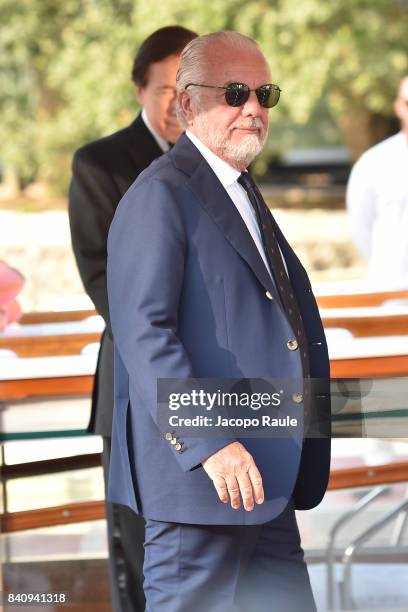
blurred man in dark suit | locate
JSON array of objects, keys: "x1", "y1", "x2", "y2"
[{"x1": 68, "y1": 25, "x2": 197, "y2": 612}]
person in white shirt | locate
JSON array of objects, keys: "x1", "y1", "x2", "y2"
[{"x1": 346, "y1": 76, "x2": 408, "y2": 289}]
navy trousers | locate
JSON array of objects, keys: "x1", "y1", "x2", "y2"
[{"x1": 143, "y1": 500, "x2": 316, "y2": 612}]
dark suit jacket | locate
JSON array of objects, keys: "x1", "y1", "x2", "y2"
[
  {"x1": 68, "y1": 113, "x2": 163, "y2": 436},
  {"x1": 107, "y1": 134, "x2": 331, "y2": 524}
]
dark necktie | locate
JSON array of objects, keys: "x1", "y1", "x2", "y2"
[{"x1": 237, "y1": 171, "x2": 311, "y2": 382}]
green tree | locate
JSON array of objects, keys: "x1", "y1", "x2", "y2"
[
  {"x1": 0, "y1": 0, "x2": 139, "y2": 193},
  {"x1": 133, "y1": 0, "x2": 408, "y2": 159},
  {"x1": 1, "y1": 0, "x2": 407, "y2": 195}
]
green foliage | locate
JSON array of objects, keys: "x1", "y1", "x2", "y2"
[
  {"x1": 0, "y1": 0, "x2": 140, "y2": 192},
  {"x1": 1, "y1": 0, "x2": 408, "y2": 193}
]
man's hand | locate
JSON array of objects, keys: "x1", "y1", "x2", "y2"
[{"x1": 202, "y1": 442, "x2": 264, "y2": 511}]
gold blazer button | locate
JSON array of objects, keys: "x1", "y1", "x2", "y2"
[{"x1": 287, "y1": 339, "x2": 299, "y2": 351}]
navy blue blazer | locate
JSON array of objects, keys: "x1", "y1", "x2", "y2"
[{"x1": 107, "y1": 134, "x2": 331, "y2": 525}]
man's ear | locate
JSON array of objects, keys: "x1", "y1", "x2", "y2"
[
  {"x1": 135, "y1": 83, "x2": 145, "y2": 106},
  {"x1": 178, "y1": 91, "x2": 194, "y2": 126}
]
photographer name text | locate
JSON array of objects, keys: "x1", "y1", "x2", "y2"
[{"x1": 168, "y1": 415, "x2": 298, "y2": 428}]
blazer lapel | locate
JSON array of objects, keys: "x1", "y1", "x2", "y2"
[{"x1": 171, "y1": 135, "x2": 278, "y2": 297}]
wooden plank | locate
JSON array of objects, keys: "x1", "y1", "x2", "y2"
[
  {"x1": 5, "y1": 359, "x2": 399, "y2": 400},
  {"x1": 4, "y1": 559, "x2": 110, "y2": 611},
  {"x1": 322, "y1": 313, "x2": 408, "y2": 337},
  {"x1": 328, "y1": 461, "x2": 408, "y2": 490},
  {"x1": 22, "y1": 299, "x2": 408, "y2": 322},
  {"x1": 20, "y1": 309, "x2": 97, "y2": 324},
  {"x1": 0, "y1": 375, "x2": 94, "y2": 400},
  {"x1": 2, "y1": 461, "x2": 408, "y2": 532},
  {"x1": 2, "y1": 453, "x2": 102, "y2": 479},
  {"x1": 0, "y1": 353, "x2": 407, "y2": 400},
  {"x1": 330, "y1": 355, "x2": 408, "y2": 377},
  {"x1": 1, "y1": 500, "x2": 105, "y2": 533},
  {"x1": 0, "y1": 332, "x2": 101, "y2": 357},
  {"x1": 2, "y1": 318, "x2": 406, "y2": 358},
  {"x1": 316, "y1": 290, "x2": 408, "y2": 308}
]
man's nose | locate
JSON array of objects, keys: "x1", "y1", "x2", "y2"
[{"x1": 241, "y1": 90, "x2": 263, "y2": 116}]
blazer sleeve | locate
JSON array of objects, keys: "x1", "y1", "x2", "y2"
[
  {"x1": 107, "y1": 177, "x2": 233, "y2": 472},
  {"x1": 68, "y1": 148, "x2": 120, "y2": 335}
]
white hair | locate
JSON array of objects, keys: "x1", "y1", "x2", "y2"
[{"x1": 176, "y1": 31, "x2": 260, "y2": 127}]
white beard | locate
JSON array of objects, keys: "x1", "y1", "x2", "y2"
[{"x1": 193, "y1": 113, "x2": 267, "y2": 168}]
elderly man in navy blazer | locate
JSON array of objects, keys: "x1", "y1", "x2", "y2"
[{"x1": 107, "y1": 31, "x2": 331, "y2": 612}]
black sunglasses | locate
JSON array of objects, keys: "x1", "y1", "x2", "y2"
[{"x1": 185, "y1": 82, "x2": 281, "y2": 108}]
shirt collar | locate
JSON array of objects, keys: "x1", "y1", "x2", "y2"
[
  {"x1": 397, "y1": 130, "x2": 408, "y2": 147},
  {"x1": 141, "y1": 109, "x2": 170, "y2": 153},
  {"x1": 185, "y1": 130, "x2": 241, "y2": 188}
]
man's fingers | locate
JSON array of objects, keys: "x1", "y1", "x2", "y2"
[
  {"x1": 203, "y1": 444, "x2": 264, "y2": 509},
  {"x1": 225, "y1": 475, "x2": 241, "y2": 509},
  {"x1": 212, "y1": 476, "x2": 229, "y2": 504},
  {"x1": 236, "y1": 472, "x2": 255, "y2": 511},
  {"x1": 248, "y1": 463, "x2": 264, "y2": 504}
]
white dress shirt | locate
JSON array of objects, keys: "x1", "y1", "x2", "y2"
[
  {"x1": 186, "y1": 130, "x2": 278, "y2": 278},
  {"x1": 346, "y1": 131, "x2": 408, "y2": 289},
  {"x1": 141, "y1": 109, "x2": 170, "y2": 153}
]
